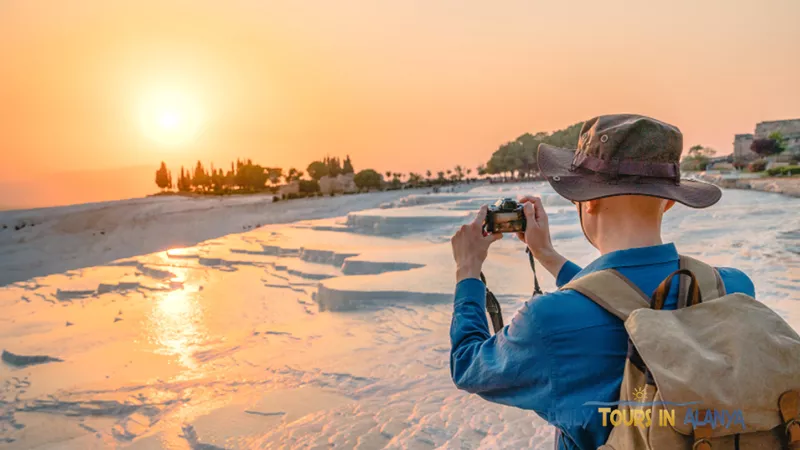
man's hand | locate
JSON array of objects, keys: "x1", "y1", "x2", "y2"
[
  {"x1": 516, "y1": 196, "x2": 567, "y2": 278},
  {"x1": 451, "y1": 205, "x2": 503, "y2": 282}
]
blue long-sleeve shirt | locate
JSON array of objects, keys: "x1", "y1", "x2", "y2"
[{"x1": 450, "y1": 243, "x2": 755, "y2": 450}]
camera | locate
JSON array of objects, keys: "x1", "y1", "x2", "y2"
[{"x1": 484, "y1": 198, "x2": 527, "y2": 233}]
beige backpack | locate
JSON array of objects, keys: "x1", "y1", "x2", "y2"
[{"x1": 562, "y1": 255, "x2": 800, "y2": 450}]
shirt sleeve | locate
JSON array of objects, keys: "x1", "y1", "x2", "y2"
[
  {"x1": 556, "y1": 260, "x2": 582, "y2": 288},
  {"x1": 449, "y1": 278, "x2": 554, "y2": 416},
  {"x1": 717, "y1": 267, "x2": 756, "y2": 297}
]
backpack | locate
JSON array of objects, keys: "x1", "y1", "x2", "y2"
[{"x1": 562, "y1": 255, "x2": 800, "y2": 450}]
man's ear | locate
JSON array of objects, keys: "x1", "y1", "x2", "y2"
[
  {"x1": 664, "y1": 200, "x2": 676, "y2": 212},
  {"x1": 585, "y1": 199, "x2": 601, "y2": 214}
]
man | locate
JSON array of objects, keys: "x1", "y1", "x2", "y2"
[{"x1": 449, "y1": 114, "x2": 755, "y2": 449}]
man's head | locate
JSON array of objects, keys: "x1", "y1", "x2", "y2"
[
  {"x1": 538, "y1": 114, "x2": 721, "y2": 252},
  {"x1": 538, "y1": 114, "x2": 721, "y2": 209},
  {"x1": 574, "y1": 195, "x2": 676, "y2": 251}
]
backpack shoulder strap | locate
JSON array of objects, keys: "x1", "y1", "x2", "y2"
[
  {"x1": 561, "y1": 269, "x2": 650, "y2": 321},
  {"x1": 678, "y1": 255, "x2": 726, "y2": 308}
]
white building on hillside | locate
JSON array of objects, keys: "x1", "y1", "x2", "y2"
[{"x1": 733, "y1": 119, "x2": 800, "y2": 162}]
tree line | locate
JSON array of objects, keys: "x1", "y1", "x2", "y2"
[
  {"x1": 154, "y1": 154, "x2": 482, "y2": 196},
  {"x1": 160, "y1": 118, "x2": 778, "y2": 196},
  {"x1": 482, "y1": 122, "x2": 792, "y2": 176},
  {"x1": 483, "y1": 122, "x2": 583, "y2": 179},
  {"x1": 156, "y1": 121, "x2": 643, "y2": 197},
  {"x1": 155, "y1": 156, "x2": 358, "y2": 194}
]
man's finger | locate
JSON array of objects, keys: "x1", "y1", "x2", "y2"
[
  {"x1": 472, "y1": 205, "x2": 488, "y2": 227},
  {"x1": 518, "y1": 195, "x2": 539, "y2": 204},
  {"x1": 484, "y1": 232, "x2": 503, "y2": 243},
  {"x1": 530, "y1": 197, "x2": 547, "y2": 224},
  {"x1": 523, "y1": 202, "x2": 536, "y2": 225}
]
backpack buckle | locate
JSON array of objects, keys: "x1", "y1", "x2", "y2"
[{"x1": 786, "y1": 418, "x2": 799, "y2": 437}]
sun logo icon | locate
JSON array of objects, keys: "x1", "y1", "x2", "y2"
[{"x1": 633, "y1": 385, "x2": 647, "y2": 402}]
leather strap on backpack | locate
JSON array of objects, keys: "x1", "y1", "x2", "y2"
[
  {"x1": 560, "y1": 269, "x2": 650, "y2": 320},
  {"x1": 678, "y1": 255, "x2": 725, "y2": 308},
  {"x1": 779, "y1": 390, "x2": 800, "y2": 450},
  {"x1": 652, "y1": 269, "x2": 702, "y2": 310},
  {"x1": 564, "y1": 257, "x2": 724, "y2": 316},
  {"x1": 693, "y1": 409, "x2": 713, "y2": 450}
]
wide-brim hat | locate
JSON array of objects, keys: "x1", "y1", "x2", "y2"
[{"x1": 538, "y1": 114, "x2": 721, "y2": 208}]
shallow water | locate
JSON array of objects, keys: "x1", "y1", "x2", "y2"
[{"x1": 0, "y1": 182, "x2": 797, "y2": 449}]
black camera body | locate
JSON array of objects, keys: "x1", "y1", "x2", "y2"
[{"x1": 484, "y1": 198, "x2": 526, "y2": 233}]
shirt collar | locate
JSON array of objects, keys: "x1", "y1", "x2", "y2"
[{"x1": 575, "y1": 243, "x2": 679, "y2": 278}]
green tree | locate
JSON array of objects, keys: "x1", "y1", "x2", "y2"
[
  {"x1": 751, "y1": 138, "x2": 782, "y2": 157},
  {"x1": 177, "y1": 166, "x2": 192, "y2": 192},
  {"x1": 454, "y1": 165, "x2": 464, "y2": 181},
  {"x1": 425, "y1": 170, "x2": 432, "y2": 181},
  {"x1": 385, "y1": 171, "x2": 392, "y2": 180},
  {"x1": 233, "y1": 159, "x2": 267, "y2": 191},
  {"x1": 354, "y1": 169, "x2": 382, "y2": 191},
  {"x1": 211, "y1": 168, "x2": 225, "y2": 192},
  {"x1": 298, "y1": 179, "x2": 320, "y2": 193},
  {"x1": 235, "y1": 159, "x2": 246, "y2": 187},
  {"x1": 155, "y1": 161, "x2": 172, "y2": 191},
  {"x1": 285, "y1": 168, "x2": 303, "y2": 183},
  {"x1": 407, "y1": 172, "x2": 422, "y2": 186},
  {"x1": 768, "y1": 132, "x2": 787, "y2": 154},
  {"x1": 484, "y1": 122, "x2": 583, "y2": 179},
  {"x1": 225, "y1": 163, "x2": 236, "y2": 190},
  {"x1": 266, "y1": 167, "x2": 283, "y2": 186},
  {"x1": 204, "y1": 168, "x2": 213, "y2": 191},
  {"x1": 307, "y1": 161, "x2": 329, "y2": 180},
  {"x1": 486, "y1": 154, "x2": 502, "y2": 177},
  {"x1": 325, "y1": 156, "x2": 342, "y2": 177},
  {"x1": 681, "y1": 145, "x2": 716, "y2": 171},
  {"x1": 342, "y1": 155, "x2": 355, "y2": 174},
  {"x1": 688, "y1": 145, "x2": 716, "y2": 158},
  {"x1": 193, "y1": 161, "x2": 208, "y2": 192}
]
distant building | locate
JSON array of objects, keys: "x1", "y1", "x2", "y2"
[
  {"x1": 755, "y1": 118, "x2": 800, "y2": 138},
  {"x1": 754, "y1": 119, "x2": 800, "y2": 156},
  {"x1": 733, "y1": 119, "x2": 800, "y2": 162},
  {"x1": 319, "y1": 173, "x2": 357, "y2": 195},
  {"x1": 279, "y1": 181, "x2": 299, "y2": 196},
  {"x1": 733, "y1": 134, "x2": 756, "y2": 162}
]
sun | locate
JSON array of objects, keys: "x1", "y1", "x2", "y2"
[
  {"x1": 633, "y1": 385, "x2": 647, "y2": 402},
  {"x1": 158, "y1": 111, "x2": 181, "y2": 130},
  {"x1": 139, "y1": 88, "x2": 203, "y2": 147}
]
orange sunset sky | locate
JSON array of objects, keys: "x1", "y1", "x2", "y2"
[{"x1": 1, "y1": 0, "x2": 799, "y2": 209}]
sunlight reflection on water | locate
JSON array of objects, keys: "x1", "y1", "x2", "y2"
[{"x1": 146, "y1": 277, "x2": 209, "y2": 374}]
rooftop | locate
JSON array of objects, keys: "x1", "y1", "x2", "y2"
[{"x1": 756, "y1": 118, "x2": 800, "y2": 126}]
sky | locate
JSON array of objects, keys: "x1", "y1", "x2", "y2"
[{"x1": 1, "y1": 0, "x2": 799, "y2": 208}]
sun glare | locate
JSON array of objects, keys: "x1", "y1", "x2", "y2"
[
  {"x1": 140, "y1": 89, "x2": 203, "y2": 147},
  {"x1": 159, "y1": 111, "x2": 181, "y2": 130}
]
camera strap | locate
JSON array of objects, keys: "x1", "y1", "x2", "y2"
[
  {"x1": 480, "y1": 272, "x2": 504, "y2": 333},
  {"x1": 527, "y1": 247, "x2": 543, "y2": 296},
  {"x1": 481, "y1": 247, "x2": 543, "y2": 334}
]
